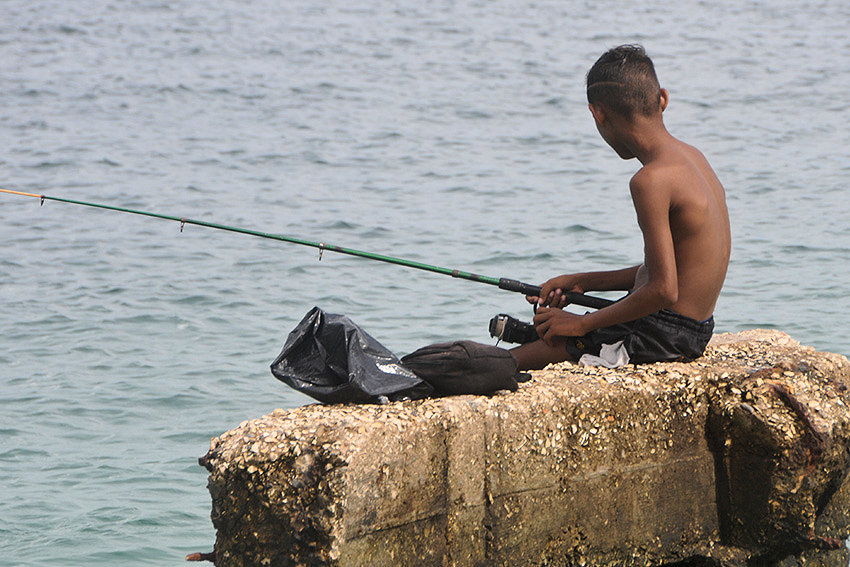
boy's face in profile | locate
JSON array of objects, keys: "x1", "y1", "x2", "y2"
[
  {"x1": 588, "y1": 103, "x2": 634, "y2": 160},
  {"x1": 587, "y1": 88, "x2": 669, "y2": 161}
]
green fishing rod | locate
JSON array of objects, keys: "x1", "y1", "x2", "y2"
[{"x1": 1, "y1": 188, "x2": 614, "y2": 310}]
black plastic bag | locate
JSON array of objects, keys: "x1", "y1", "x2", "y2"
[
  {"x1": 271, "y1": 307, "x2": 433, "y2": 404},
  {"x1": 401, "y1": 340, "x2": 529, "y2": 396}
]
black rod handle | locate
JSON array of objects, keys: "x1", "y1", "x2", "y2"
[
  {"x1": 498, "y1": 278, "x2": 616, "y2": 310},
  {"x1": 561, "y1": 291, "x2": 616, "y2": 310},
  {"x1": 497, "y1": 278, "x2": 542, "y2": 297}
]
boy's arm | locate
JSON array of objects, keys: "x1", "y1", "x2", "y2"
[
  {"x1": 531, "y1": 266, "x2": 640, "y2": 307},
  {"x1": 577, "y1": 266, "x2": 642, "y2": 291},
  {"x1": 534, "y1": 171, "x2": 678, "y2": 343}
]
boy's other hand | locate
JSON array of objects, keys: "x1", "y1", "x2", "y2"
[
  {"x1": 526, "y1": 275, "x2": 584, "y2": 307},
  {"x1": 533, "y1": 307, "x2": 587, "y2": 345}
]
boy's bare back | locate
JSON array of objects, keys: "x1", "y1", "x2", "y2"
[{"x1": 631, "y1": 138, "x2": 730, "y2": 322}]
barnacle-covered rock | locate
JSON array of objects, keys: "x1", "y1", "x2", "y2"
[{"x1": 198, "y1": 330, "x2": 850, "y2": 566}]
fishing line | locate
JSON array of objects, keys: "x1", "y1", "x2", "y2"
[{"x1": 1, "y1": 188, "x2": 614, "y2": 310}]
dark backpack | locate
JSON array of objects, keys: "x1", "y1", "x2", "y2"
[{"x1": 401, "y1": 340, "x2": 530, "y2": 396}]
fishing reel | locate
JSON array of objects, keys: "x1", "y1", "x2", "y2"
[{"x1": 489, "y1": 314, "x2": 539, "y2": 344}]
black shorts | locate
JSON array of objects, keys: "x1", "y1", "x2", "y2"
[{"x1": 564, "y1": 309, "x2": 714, "y2": 364}]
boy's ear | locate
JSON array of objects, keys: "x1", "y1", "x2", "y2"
[
  {"x1": 588, "y1": 102, "x2": 606, "y2": 124},
  {"x1": 659, "y1": 88, "x2": 669, "y2": 112}
]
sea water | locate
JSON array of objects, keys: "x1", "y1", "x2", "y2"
[{"x1": 2, "y1": 1, "x2": 849, "y2": 564}]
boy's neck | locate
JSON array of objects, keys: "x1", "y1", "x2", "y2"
[{"x1": 611, "y1": 113, "x2": 674, "y2": 165}]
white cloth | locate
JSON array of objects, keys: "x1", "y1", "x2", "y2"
[{"x1": 579, "y1": 340, "x2": 630, "y2": 368}]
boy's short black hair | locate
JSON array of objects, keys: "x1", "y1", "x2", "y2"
[{"x1": 586, "y1": 45, "x2": 661, "y2": 118}]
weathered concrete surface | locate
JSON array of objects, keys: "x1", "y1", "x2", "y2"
[{"x1": 199, "y1": 330, "x2": 850, "y2": 566}]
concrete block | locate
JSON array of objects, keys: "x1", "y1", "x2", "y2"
[{"x1": 198, "y1": 330, "x2": 850, "y2": 566}]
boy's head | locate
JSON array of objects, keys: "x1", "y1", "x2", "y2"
[{"x1": 586, "y1": 45, "x2": 662, "y2": 119}]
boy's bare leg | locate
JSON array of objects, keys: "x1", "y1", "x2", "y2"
[{"x1": 511, "y1": 338, "x2": 575, "y2": 371}]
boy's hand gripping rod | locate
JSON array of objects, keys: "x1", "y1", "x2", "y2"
[{"x1": 1, "y1": 188, "x2": 615, "y2": 310}]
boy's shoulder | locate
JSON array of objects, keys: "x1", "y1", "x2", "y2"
[
  {"x1": 629, "y1": 140, "x2": 711, "y2": 200},
  {"x1": 627, "y1": 160, "x2": 674, "y2": 204}
]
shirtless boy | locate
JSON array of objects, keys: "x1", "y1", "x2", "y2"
[{"x1": 512, "y1": 45, "x2": 731, "y2": 371}]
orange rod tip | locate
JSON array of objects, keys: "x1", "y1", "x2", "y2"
[{"x1": 0, "y1": 188, "x2": 43, "y2": 199}]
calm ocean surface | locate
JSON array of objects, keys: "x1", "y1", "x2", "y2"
[{"x1": 2, "y1": 1, "x2": 849, "y2": 564}]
